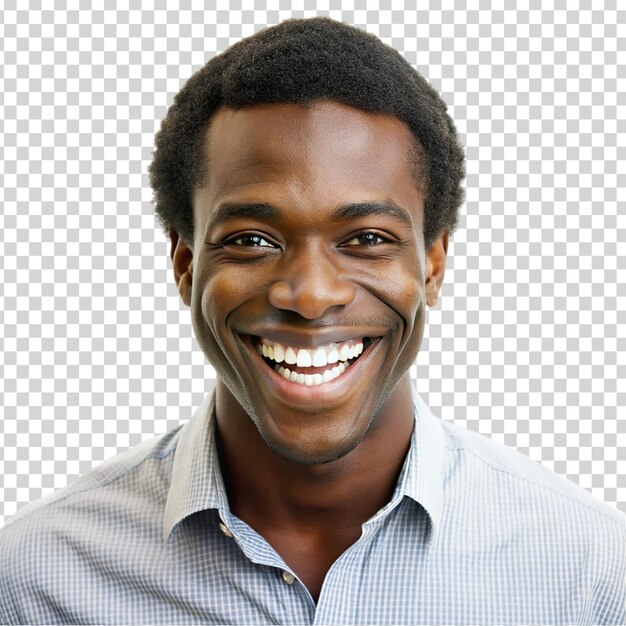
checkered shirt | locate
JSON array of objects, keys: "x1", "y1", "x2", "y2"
[{"x1": 0, "y1": 390, "x2": 623, "y2": 625}]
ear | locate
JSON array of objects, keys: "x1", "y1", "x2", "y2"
[
  {"x1": 424, "y1": 231, "x2": 448, "y2": 308},
  {"x1": 170, "y1": 226, "x2": 194, "y2": 307}
]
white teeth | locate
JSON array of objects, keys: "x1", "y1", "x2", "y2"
[
  {"x1": 312, "y1": 348, "x2": 327, "y2": 367},
  {"x1": 284, "y1": 346, "x2": 297, "y2": 365},
  {"x1": 261, "y1": 337, "x2": 366, "y2": 378},
  {"x1": 327, "y1": 348, "x2": 339, "y2": 364},
  {"x1": 273, "y1": 360, "x2": 349, "y2": 386},
  {"x1": 273, "y1": 344, "x2": 285, "y2": 363},
  {"x1": 296, "y1": 349, "x2": 312, "y2": 367},
  {"x1": 348, "y1": 344, "x2": 363, "y2": 359}
]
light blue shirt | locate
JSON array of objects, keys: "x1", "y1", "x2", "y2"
[{"x1": 0, "y1": 390, "x2": 624, "y2": 625}]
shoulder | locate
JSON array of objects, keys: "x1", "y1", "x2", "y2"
[
  {"x1": 0, "y1": 426, "x2": 182, "y2": 622},
  {"x1": 438, "y1": 418, "x2": 625, "y2": 622},
  {"x1": 2, "y1": 425, "x2": 182, "y2": 531},
  {"x1": 440, "y1": 417, "x2": 623, "y2": 526}
]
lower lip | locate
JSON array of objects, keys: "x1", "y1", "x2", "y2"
[{"x1": 245, "y1": 337, "x2": 381, "y2": 406}]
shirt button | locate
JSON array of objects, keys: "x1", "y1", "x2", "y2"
[
  {"x1": 219, "y1": 522, "x2": 233, "y2": 538},
  {"x1": 282, "y1": 571, "x2": 296, "y2": 585}
]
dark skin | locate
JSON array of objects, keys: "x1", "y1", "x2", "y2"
[{"x1": 171, "y1": 101, "x2": 447, "y2": 602}]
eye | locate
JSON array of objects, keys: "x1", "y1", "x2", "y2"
[
  {"x1": 343, "y1": 232, "x2": 389, "y2": 246},
  {"x1": 228, "y1": 233, "x2": 276, "y2": 248}
]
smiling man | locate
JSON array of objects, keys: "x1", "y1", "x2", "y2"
[{"x1": 0, "y1": 17, "x2": 624, "y2": 626}]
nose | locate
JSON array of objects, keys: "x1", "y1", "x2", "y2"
[{"x1": 267, "y1": 248, "x2": 356, "y2": 320}]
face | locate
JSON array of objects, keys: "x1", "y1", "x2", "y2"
[{"x1": 173, "y1": 101, "x2": 447, "y2": 464}]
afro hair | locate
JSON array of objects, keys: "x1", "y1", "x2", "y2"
[{"x1": 149, "y1": 17, "x2": 465, "y2": 251}]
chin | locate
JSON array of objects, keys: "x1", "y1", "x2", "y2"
[
  {"x1": 247, "y1": 396, "x2": 379, "y2": 466},
  {"x1": 261, "y1": 429, "x2": 366, "y2": 466}
]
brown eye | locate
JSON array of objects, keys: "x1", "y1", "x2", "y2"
[
  {"x1": 344, "y1": 232, "x2": 387, "y2": 246},
  {"x1": 230, "y1": 234, "x2": 276, "y2": 248}
]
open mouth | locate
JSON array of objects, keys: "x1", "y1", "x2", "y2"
[{"x1": 252, "y1": 336, "x2": 376, "y2": 387}]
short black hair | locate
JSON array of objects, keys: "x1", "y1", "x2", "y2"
[{"x1": 149, "y1": 17, "x2": 465, "y2": 251}]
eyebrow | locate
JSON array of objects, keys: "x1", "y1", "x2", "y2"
[
  {"x1": 206, "y1": 199, "x2": 414, "y2": 233},
  {"x1": 206, "y1": 203, "x2": 280, "y2": 234},
  {"x1": 333, "y1": 200, "x2": 414, "y2": 229}
]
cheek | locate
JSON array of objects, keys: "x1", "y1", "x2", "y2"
[
  {"x1": 198, "y1": 269, "x2": 252, "y2": 327},
  {"x1": 363, "y1": 261, "x2": 425, "y2": 334},
  {"x1": 385, "y1": 299, "x2": 426, "y2": 390},
  {"x1": 377, "y1": 261, "x2": 427, "y2": 366},
  {"x1": 193, "y1": 267, "x2": 269, "y2": 363},
  {"x1": 190, "y1": 273, "x2": 240, "y2": 365},
  {"x1": 397, "y1": 287, "x2": 427, "y2": 360},
  {"x1": 201, "y1": 276, "x2": 230, "y2": 328},
  {"x1": 396, "y1": 250, "x2": 427, "y2": 333}
]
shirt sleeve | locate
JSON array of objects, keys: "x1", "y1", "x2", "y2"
[
  {"x1": 579, "y1": 513, "x2": 626, "y2": 625},
  {"x1": 0, "y1": 529, "x2": 19, "y2": 624}
]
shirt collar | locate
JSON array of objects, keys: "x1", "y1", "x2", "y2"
[
  {"x1": 163, "y1": 390, "x2": 227, "y2": 541},
  {"x1": 163, "y1": 386, "x2": 445, "y2": 543},
  {"x1": 395, "y1": 387, "x2": 445, "y2": 536}
]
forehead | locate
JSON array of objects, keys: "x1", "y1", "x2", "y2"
[{"x1": 195, "y1": 100, "x2": 424, "y2": 233}]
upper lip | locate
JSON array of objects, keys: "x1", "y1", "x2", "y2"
[{"x1": 239, "y1": 328, "x2": 384, "y2": 349}]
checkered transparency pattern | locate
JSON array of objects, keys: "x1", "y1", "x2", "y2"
[{"x1": 0, "y1": 0, "x2": 624, "y2": 526}]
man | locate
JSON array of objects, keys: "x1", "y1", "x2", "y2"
[{"x1": 0, "y1": 17, "x2": 623, "y2": 625}]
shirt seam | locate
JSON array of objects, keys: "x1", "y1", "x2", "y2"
[
  {"x1": 443, "y1": 434, "x2": 624, "y2": 526},
  {"x1": 1, "y1": 444, "x2": 179, "y2": 531}
]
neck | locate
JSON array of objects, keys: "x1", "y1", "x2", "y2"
[{"x1": 215, "y1": 375, "x2": 415, "y2": 533}]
